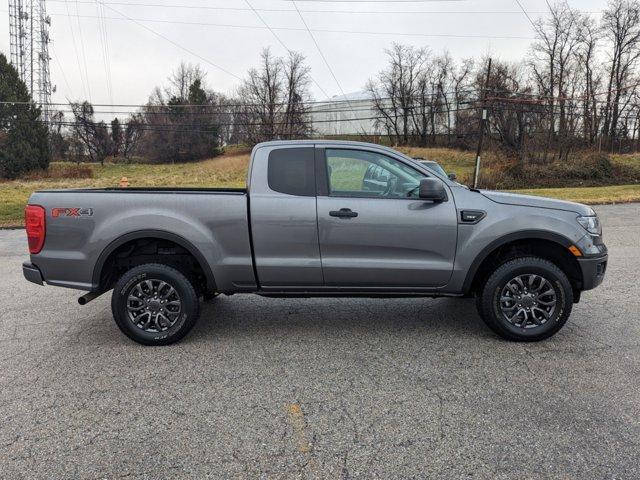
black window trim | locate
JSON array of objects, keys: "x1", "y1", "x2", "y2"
[{"x1": 314, "y1": 147, "x2": 329, "y2": 197}]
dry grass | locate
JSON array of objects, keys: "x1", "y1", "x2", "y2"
[
  {"x1": 512, "y1": 184, "x2": 640, "y2": 205},
  {"x1": 611, "y1": 152, "x2": 640, "y2": 170},
  {"x1": 396, "y1": 146, "x2": 479, "y2": 180},
  {"x1": 0, "y1": 152, "x2": 250, "y2": 226},
  {"x1": 2, "y1": 147, "x2": 639, "y2": 227},
  {"x1": 477, "y1": 151, "x2": 640, "y2": 189},
  {"x1": 20, "y1": 163, "x2": 94, "y2": 180}
]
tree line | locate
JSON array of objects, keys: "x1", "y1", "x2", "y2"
[
  {"x1": 367, "y1": 0, "x2": 640, "y2": 163},
  {"x1": 46, "y1": 48, "x2": 314, "y2": 165},
  {"x1": 2, "y1": 0, "x2": 640, "y2": 178}
]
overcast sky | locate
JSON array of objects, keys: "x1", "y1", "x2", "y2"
[{"x1": 0, "y1": 0, "x2": 608, "y2": 109}]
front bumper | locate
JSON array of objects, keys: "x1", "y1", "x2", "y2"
[
  {"x1": 577, "y1": 254, "x2": 607, "y2": 290},
  {"x1": 23, "y1": 262, "x2": 44, "y2": 286}
]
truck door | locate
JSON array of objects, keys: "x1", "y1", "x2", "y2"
[
  {"x1": 249, "y1": 145, "x2": 323, "y2": 287},
  {"x1": 316, "y1": 147, "x2": 457, "y2": 288}
]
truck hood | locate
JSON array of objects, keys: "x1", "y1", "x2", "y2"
[{"x1": 480, "y1": 190, "x2": 595, "y2": 215}]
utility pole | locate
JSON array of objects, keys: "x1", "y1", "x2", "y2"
[
  {"x1": 8, "y1": 0, "x2": 53, "y2": 123},
  {"x1": 473, "y1": 58, "x2": 492, "y2": 189}
]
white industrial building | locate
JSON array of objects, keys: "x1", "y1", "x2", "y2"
[{"x1": 310, "y1": 92, "x2": 383, "y2": 136}]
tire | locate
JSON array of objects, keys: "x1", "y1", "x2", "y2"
[
  {"x1": 477, "y1": 256, "x2": 573, "y2": 342},
  {"x1": 475, "y1": 291, "x2": 489, "y2": 323},
  {"x1": 111, "y1": 263, "x2": 200, "y2": 346}
]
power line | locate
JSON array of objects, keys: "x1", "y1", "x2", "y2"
[
  {"x1": 513, "y1": 0, "x2": 539, "y2": 32},
  {"x1": 243, "y1": 0, "x2": 333, "y2": 100},
  {"x1": 74, "y1": 0, "x2": 93, "y2": 102},
  {"x1": 41, "y1": 108, "x2": 640, "y2": 135},
  {"x1": 291, "y1": 0, "x2": 355, "y2": 111},
  {"x1": 17, "y1": 10, "x2": 537, "y2": 40},
  {"x1": 25, "y1": 102, "x2": 482, "y2": 117},
  {"x1": 484, "y1": 80, "x2": 640, "y2": 104},
  {"x1": 62, "y1": 0, "x2": 89, "y2": 100},
  {"x1": 50, "y1": 44, "x2": 74, "y2": 97},
  {"x1": 0, "y1": 89, "x2": 509, "y2": 108},
  {"x1": 94, "y1": 0, "x2": 243, "y2": 81},
  {"x1": 28, "y1": 87, "x2": 636, "y2": 120},
  {"x1": 10, "y1": 98, "x2": 483, "y2": 118},
  {"x1": 33, "y1": 101, "x2": 640, "y2": 120},
  {"x1": 41, "y1": 111, "x2": 454, "y2": 129},
  {"x1": 94, "y1": 0, "x2": 115, "y2": 109},
  {"x1": 40, "y1": 1, "x2": 603, "y2": 15},
  {"x1": 44, "y1": 106, "x2": 640, "y2": 133}
]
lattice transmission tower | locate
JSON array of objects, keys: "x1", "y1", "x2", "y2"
[{"x1": 8, "y1": 0, "x2": 53, "y2": 123}]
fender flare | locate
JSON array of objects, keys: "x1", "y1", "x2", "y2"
[
  {"x1": 461, "y1": 229, "x2": 574, "y2": 294},
  {"x1": 92, "y1": 229, "x2": 216, "y2": 292}
]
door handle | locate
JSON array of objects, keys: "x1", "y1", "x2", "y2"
[{"x1": 329, "y1": 208, "x2": 358, "y2": 218}]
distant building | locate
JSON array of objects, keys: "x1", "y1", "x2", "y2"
[{"x1": 310, "y1": 91, "x2": 383, "y2": 136}]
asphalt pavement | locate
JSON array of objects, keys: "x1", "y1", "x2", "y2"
[{"x1": 0, "y1": 203, "x2": 639, "y2": 479}]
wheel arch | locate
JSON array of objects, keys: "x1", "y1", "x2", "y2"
[
  {"x1": 92, "y1": 229, "x2": 216, "y2": 292},
  {"x1": 462, "y1": 230, "x2": 581, "y2": 295}
]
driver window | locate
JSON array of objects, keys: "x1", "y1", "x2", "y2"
[{"x1": 326, "y1": 149, "x2": 427, "y2": 198}]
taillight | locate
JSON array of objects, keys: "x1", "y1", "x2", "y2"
[{"x1": 25, "y1": 205, "x2": 46, "y2": 254}]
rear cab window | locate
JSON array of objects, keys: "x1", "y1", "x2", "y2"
[{"x1": 267, "y1": 148, "x2": 315, "y2": 197}]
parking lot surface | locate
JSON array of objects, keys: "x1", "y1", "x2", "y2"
[{"x1": 1, "y1": 203, "x2": 639, "y2": 479}]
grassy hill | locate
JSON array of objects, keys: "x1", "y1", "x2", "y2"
[{"x1": 1, "y1": 147, "x2": 639, "y2": 227}]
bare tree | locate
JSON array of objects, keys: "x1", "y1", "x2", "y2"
[
  {"x1": 483, "y1": 60, "x2": 539, "y2": 159},
  {"x1": 49, "y1": 110, "x2": 69, "y2": 160},
  {"x1": 237, "y1": 48, "x2": 313, "y2": 143},
  {"x1": 238, "y1": 48, "x2": 284, "y2": 143},
  {"x1": 601, "y1": 0, "x2": 640, "y2": 143},
  {"x1": 367, "y1": 45, "x2": 475, "y2": 147},
  {"x1": 69, "y1": 101, "x2": 112, "y2": 165},
  {"x1": 367, "y1": 43, "x2": 428, "y2": 145},
  {"x1": 452, "y1": 58, "x2": 476, "y2": 146},
  {"x1": 575, "y1": 18, "x2": 603, "y2": 145},
  {"x1": 530, "y1": 1, "x2": 584, "y2": 160},
  {"x1": 166, "y1": 62, "x2": 206, "y2": 102},
  {"x1": 282, "y1": 51, "x2": 313, "y2": 139}
]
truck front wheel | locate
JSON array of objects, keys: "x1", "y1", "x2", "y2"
[
  {"x1": 111, "y1": 263, "x2": 201, "y2": 346},
  {"x1": 477, "y1": 257, "x2": 573, "y2": 341}
]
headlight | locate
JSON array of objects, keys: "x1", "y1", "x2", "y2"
[{"x1": 577, "y1": 215, "x2": 601, "y2": 235}]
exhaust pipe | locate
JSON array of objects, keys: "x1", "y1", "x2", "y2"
[{"x1": 78, "y1": 291, "x2": 103, "y2": 305}]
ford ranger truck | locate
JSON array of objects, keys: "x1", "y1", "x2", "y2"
[{"x1": 22, "y1": 141, "x2": 608, "y2": 345}]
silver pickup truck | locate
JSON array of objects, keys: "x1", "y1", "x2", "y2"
[{"x1": 23, "y1": 140, "x2": 607, "y2": 345}]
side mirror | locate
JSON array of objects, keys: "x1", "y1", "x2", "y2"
[
  {"x1": 448, "y1": 172, "x2": 457, "y2": 181},
  {"x1": 419, "y1": 178, "x2": 447, "y2": 202}
]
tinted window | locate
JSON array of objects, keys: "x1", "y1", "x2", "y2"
[
  {"x1": 326, "y1": 149, "x2": 427, "y2": 198},
  {"x1": 268, "y1": 148, "x2": 315, "y2": 197}
]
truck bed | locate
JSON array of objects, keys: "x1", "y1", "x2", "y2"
[{"x1": 28, "y1": 187, "x2": 255, "y2": 293}]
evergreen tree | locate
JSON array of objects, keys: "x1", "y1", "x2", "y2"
[
  {"x1": 111, "y1": 118, "x2": 123, "y2": 156},
  {"x1": 142, "y1": 64, "x2": 221, "y2": 163},
  {"x1": 0, "y1": 53, "x2": 50, "y2": 179},
  {"x1": 187, "y1": 78, "x2": 220, "y2": 160}
]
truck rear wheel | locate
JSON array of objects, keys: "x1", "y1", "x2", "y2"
[
  {"x1": 111, "y1": 263, "x2": 200, "y2": 346},
  {"x1": 477, "y1": 257, "x2": 573, "y2": 341}
]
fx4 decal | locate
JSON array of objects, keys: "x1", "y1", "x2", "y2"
[{"x1": 52, "y1": 207, "x2": 94, "y2": 218}]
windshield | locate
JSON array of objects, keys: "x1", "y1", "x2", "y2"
[{"x1": 420, "y1": 161, "x2": 448, "y2": 177}]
